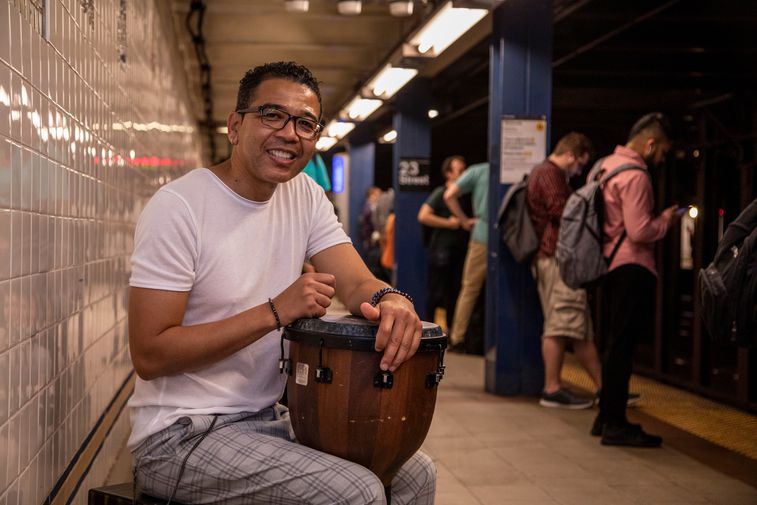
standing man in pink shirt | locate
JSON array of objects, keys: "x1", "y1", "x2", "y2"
[{"x1": 593, "y1": 113, "x2": 679, "y2": 447}]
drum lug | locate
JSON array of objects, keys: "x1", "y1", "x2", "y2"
[
  {"x1": 279, "y1": 358, "x2": 291, "y2": 375},
  {"x1": 374, "y1": 371, "x2": 394, "y2": 389},
  {"x1": 426, "y1": 371, "x2": 443, "y2": 388},
  {"x1": 315, "y1": 366, "x2": 333, "y2": 384},
  {"x1": 279, "y1": 332, "x2": 291, "y2": 375}
]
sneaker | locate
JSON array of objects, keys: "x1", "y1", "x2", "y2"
[
  {"x1": 594, "y1": 390, "x2": 642, "y2": 407},
  {"x1": 601, "y1": 423, "x2": 662, "y2": 448},
  {"x1": 447, "y1": 342, "x2": 466, "y2": 353},
  {"x1": 539, "y1": 388, "x2": 594, "y2": 409},
  {"x1": 590, "y1": 414, "x2": 604, "y2": 436}
]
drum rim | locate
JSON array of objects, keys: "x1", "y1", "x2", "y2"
[
  {"x1": 284, "y1": 315, "x2": 447, "y2": 352},
  {"x1": 287, "y1": 314, "x2": 443, "y2": 337}
]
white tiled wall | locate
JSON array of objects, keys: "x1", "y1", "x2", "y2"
[{"x1": 0, "y1": 0, "x2": 202, "y2": 504}]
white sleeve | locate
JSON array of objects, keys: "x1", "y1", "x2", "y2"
[
  {"x1": 306, "y1": 184, "x2": 351, "y2": 260},
  {"x1": 129, "y1": 189, "x2": 198, "y2": 291}
]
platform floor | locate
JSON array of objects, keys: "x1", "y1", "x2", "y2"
[
  {"x1": 106, "y1": 345, "x2": 757, "y2": 505},
  {"x1": 426, "y1": 353, "x2": 757, "y2": 505}
]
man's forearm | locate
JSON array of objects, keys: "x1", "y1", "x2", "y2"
[
  {"x1": 445, "y1": 196, "x2": 468, "y2": 222},
  {"x1": 343, "y1": 278, "x2": 391, "y2": 315}
]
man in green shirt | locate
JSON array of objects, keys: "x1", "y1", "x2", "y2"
[{"x1": 444, "y1": 162, "x2": 490, "y2": 350}]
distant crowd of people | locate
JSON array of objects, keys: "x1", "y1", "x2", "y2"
[{"x1": 418, "y1": 112, "x2": 680, "y2": 448}]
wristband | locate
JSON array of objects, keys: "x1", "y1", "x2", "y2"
[
  {"x1": 369, "y1": 287, "x2": 413, "y2": 307},
  {"x1": 268, "y1": 298, "x2": 282, "y2": 331}
]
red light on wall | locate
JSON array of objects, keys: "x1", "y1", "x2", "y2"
[{"x1": 718, "y1": 208, "x2": 724, "y2": 217}]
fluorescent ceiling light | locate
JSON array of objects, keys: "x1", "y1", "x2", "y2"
[
  {"x1": 427, "y1": 109, "x2": 439, "y2": 119},
  {"x1": 325, "y1": 120, "x2": 355, "y2": 139},
  {"x1": 381, "y1": 130, "x2": 398, "y2": 143},
  {"x1": 344, "y1": 97, "x2": 383, "y2": 121},
  {"x1": 410, "y1": 1, "x2": 487, "y2": 56},
  {"x1": 216, "y1": 126, "x2": 228, "y2": 134},
  {"x1": 316, "y1": 136, "x2": 338, "y2": 151},
  {"x1": 284, "y1": 0, "x2": 309, "y2": 12},
  {"x1": 367, "y1": 65, "x2": 418, "y2": 99},
  {"x1": 338, "y1": 0, "x2": 361, "y2": 15},
  {"x1": 389, "y1": 1, "x2": 413, "y2": 17}
]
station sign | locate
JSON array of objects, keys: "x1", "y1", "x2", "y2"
[{"x1": 398, "y1": 157, "x2": 431, "y2": 191}]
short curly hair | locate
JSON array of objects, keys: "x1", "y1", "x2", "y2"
[
  {"x1": 235, "y1": 61, "x2": 322, "y2": 117},
  {"x1": 628, "y1": 112, "x2": 672, "y2": 142}
]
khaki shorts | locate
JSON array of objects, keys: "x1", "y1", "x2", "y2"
[{"x1": 534, "y1": 256, "x2": 593, "y2": 340}]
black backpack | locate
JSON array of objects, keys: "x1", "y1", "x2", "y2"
[
  {"x1": 699, "y1": 198, "x2": 757, "y2": 347},
  {"x1": 497, "y1": 174, "x2": 539, "y2": 263}
]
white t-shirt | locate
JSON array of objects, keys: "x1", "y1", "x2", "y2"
[{"x1": 127, "y1": 168, "x2": 350, "y2": 449}]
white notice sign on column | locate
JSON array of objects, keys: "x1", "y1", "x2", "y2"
[{"x1": 500, "y1": 117, "x2": 547, "y2": 184}]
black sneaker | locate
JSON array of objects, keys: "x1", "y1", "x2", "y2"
[
  {"x1": 594, "y1": 390, "x2": 642, "y2": 407},
  {"x1": 539, "y1": 388, "x2": 594, "y2": 409},
  {"x1": 447, "y1": 342, "x2": 466, "y2": 353},
  {"x1": 590, "y1": 414, "x2": 604, "y2": 436},
  {"x1": 601, "y1": 423, "x2": 662, "y2": 448}
]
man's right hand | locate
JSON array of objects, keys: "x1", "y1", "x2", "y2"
[
  {"x1": 462, "y1": 217, "x2": 477, "y2": 231},
  {"x1": 661, "y1": 204, "x2": 679, "y2": 223},
  {"x1": 273, "y1": 273, "x2": 336, "y2": 326}
]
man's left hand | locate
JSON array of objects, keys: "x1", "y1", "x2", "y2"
[{"x1": 360, "y1": 296, "x2": 422, "y2": 372}]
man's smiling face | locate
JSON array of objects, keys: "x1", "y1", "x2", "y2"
[{"x1": 231, "y1": 77, "x2": 321, "y2": 193}]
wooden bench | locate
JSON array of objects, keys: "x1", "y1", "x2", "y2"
[{"x1": 88, "y1": 483, "x2": 185, "y2": 505}]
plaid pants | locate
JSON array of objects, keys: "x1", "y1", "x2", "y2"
[{"x1": 132, "y1": 405, "x2": 436, "y2": 504}]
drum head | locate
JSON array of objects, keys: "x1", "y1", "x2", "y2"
[{"x1": 284, "y1": 314, "x2": 446, "y2": 351}]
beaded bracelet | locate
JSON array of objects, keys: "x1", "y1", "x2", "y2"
[
  {"x1": 268, "y1": 298, "x2": 282, "y2": 331},
  {"x1": 369, "y1": 287, "x2": 413, "y2": 307}
]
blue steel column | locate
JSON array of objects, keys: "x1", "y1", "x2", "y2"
[
  {"x1": 486, "y1": 0, "x2": 551, "y2": 395},
  {"x1": 393, "y1": 79, "x2": 431, "y2": 320},
  {"x1": 348, "y1": 142, "x2": 375, "y2": 258}
]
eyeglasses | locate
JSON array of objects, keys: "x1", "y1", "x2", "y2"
[{"x1": 236, "y1": 105, "x2": 324, "y2": 140}]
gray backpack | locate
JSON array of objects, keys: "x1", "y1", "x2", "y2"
[{"x1": 556, "y1": 159, "x2": 645, "y2": 289}]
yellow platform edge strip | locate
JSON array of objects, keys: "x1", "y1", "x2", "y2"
[{"x1": 561, "y1": 358, "x2": 757, "y2": 461}]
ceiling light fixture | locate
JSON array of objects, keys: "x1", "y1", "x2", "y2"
[
  {"x1": 367, "y1": 65, "x2": 418, "y2": 99},
  {"x1": 343, "y1": 97, "x2": 383, "y2": 121},
  {"x1": 316, "y1": 136, "x2": 338, "y2": 151},
  {"x1": 389, "y1": 1, "x2": 414, "y2": 17},
  {"x1": 325, "y1": 120, "x2": 356, "y2": 139},
  {"x1": 409, "y1": 1, "x2": 487, "y2": 56},
  {"x1": 338, "y1": 0, "x2": 362, "y2": 15},
  {"x1": 427, "y1": 109, "x2": 439, "y2": 119},
  {"x1": 284, "y1": 0, "x2": 309, "y2": 13},
  {"x1": 381, "y1": 129, "x2": 398, "y2": 143}
]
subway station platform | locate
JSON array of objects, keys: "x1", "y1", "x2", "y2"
[
  {"x1": 103, "y1": 309, "x2": 757, "y2": 504},
  {"x1": 426, "y1": 353, "x2": 757, "y2": 505}
]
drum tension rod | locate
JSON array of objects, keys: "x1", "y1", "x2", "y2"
[
  {"x1": 426, "y1": 343, "x2": 447, "y2": 389},
  {"x1": 315, "y1": 338, "x2": 333, "y2": 384},
  {"x1": 278, "y1": 333, "x2": 291, "y2": 375}
]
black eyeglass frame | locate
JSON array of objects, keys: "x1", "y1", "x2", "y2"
[{"x1": 236, "y1": 105, "x2": 324, "y2": 140}]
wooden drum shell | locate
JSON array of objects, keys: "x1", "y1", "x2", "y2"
[{"x1": 284, "y1": 318, "x2": 445, "y2": 486}]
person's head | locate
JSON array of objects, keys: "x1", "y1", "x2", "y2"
[
  {"x1": 441, "y1": 155, "x2": 466, "y2": 183},
  {"x1": 226, "y1": 62, "x2": 324, "y2": 196},
  {"x1": 366, "y1": 186, "x2": 381, "y2": 203},
  {"x1": 235, "y1": 61, "x2": 322, "y2": 116},
  {"x1": 549, "y1": 132, "x2": 593, "y2": 176},
  {"x1": 626, "y1": 112, "x2": 673, "y2": 166}
]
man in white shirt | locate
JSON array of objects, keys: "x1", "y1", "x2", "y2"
[{"x1": 128, "y1": 61, "x2": 434, "y2": 505}]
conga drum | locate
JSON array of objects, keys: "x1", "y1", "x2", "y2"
[{"x1": 281, "y1": 314, "x2": 447, "y2": 499}]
